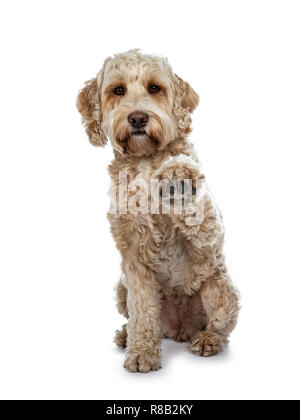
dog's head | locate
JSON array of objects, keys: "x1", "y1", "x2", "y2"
[{"x1": 77, "y1": 49, "x2": 199, "y2": 156}]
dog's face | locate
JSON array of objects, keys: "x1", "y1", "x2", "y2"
[{"x1": 77, "y1": 50, "x2": 199, "y2": 156}]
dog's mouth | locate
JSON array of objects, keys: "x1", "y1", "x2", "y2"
[
  {"x1": 116, "y1": 122, "x2": 162, "y2": 156},
  {"x1": 132, "y1": 129, "x2": 147, "y2": 136},
  {"x1": 122, "y1": 129, "x2": 160, "y2": 155},
  {"x1": 130, "y1": 129, "x2": 160, "y2": 145}
]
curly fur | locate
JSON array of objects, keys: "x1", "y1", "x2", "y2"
[{"x1": 77, "y1": 49, "x2": 240, "y2": 373}]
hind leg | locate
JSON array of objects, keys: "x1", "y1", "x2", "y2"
[
  {"x1": 114, "y1": 324, "x2": 127, "y2": 348},
  {"x1": 116, "y1": 279, "x2": 129, "y2": 319},
  {"x1": 114, "y1": 280, "x2": 129, "y2": 348},
  {"x1": 188, "y1": 271, "x2": 239, "y2": 357}
]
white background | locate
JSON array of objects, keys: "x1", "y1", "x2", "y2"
[{"x1": 0, "y1": 0, "x2": 299, "y2": 400}]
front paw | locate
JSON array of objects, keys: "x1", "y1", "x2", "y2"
[
  {"x1": 160, "y1": 179, "x2": 196, "y2": 200},
  {"x1": 124, "y1": 348, "x2": 161, "y2": 373},
  {"x1": 155, "y1": 155, "x2": 205, "y2": 202}
]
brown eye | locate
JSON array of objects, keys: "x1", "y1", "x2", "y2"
[
  {"x1": 148, "y1": 85, "x2": 161, "y2": 94},
  {"x1": 113, "y1": 86, "x2": 125, "y2": 96}
]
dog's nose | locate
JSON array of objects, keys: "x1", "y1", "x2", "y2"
[{"x1": 128, "y1": 111, "x2": 149, "y2": 129}]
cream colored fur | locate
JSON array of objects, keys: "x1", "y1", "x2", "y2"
[{"x1": 77, "y1": 49, "x2": 240, "y2": 373}]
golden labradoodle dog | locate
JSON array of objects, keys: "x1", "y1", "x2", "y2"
[{"x1": 77, "y1": 49, "x2": 239, "y2": 373}]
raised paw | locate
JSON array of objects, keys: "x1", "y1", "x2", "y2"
[
  {"x1": 188, "y1": 331, "x2": 227, "y2": 357},
  {"x1": 160, "y1": 179, "x2": 196, "y2": 199},
  {"x1": 156, "y1": 156, "x2": 204, "y2": 184},
  {"x1": 156, "y1": 157, "x2": 205, "y2": 205},
  {"x1": 124, "y1": 348, "x2": 161, "y2": 373},
  {"x1": 114, "y1": 324, "x2": 127, "y2": 349}
]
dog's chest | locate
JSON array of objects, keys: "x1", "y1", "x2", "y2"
[
  {"x1": 134, "y1": 213, "x2": 191, "y2": 290},
  {"x1": 152, "y1": 218, "x2": 190, "y2": 289},
  {"x1": 109, "y1": 157, "x2": 191, "y2": 290}
]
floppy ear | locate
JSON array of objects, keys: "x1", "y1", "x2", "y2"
[
  {"x1": 175, "y1": 74, "x2": 199, "y2": 112},
  {"x1": 173, "y1": 75, "x2": 199, "y2": 137},
  {"x1": 76, "y1": 73, "x2": 107, "y2": 147}
]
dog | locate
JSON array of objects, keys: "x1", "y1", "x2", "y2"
[{"x1": 77, "y1": 49, "x2": 240, "y2": 373}]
